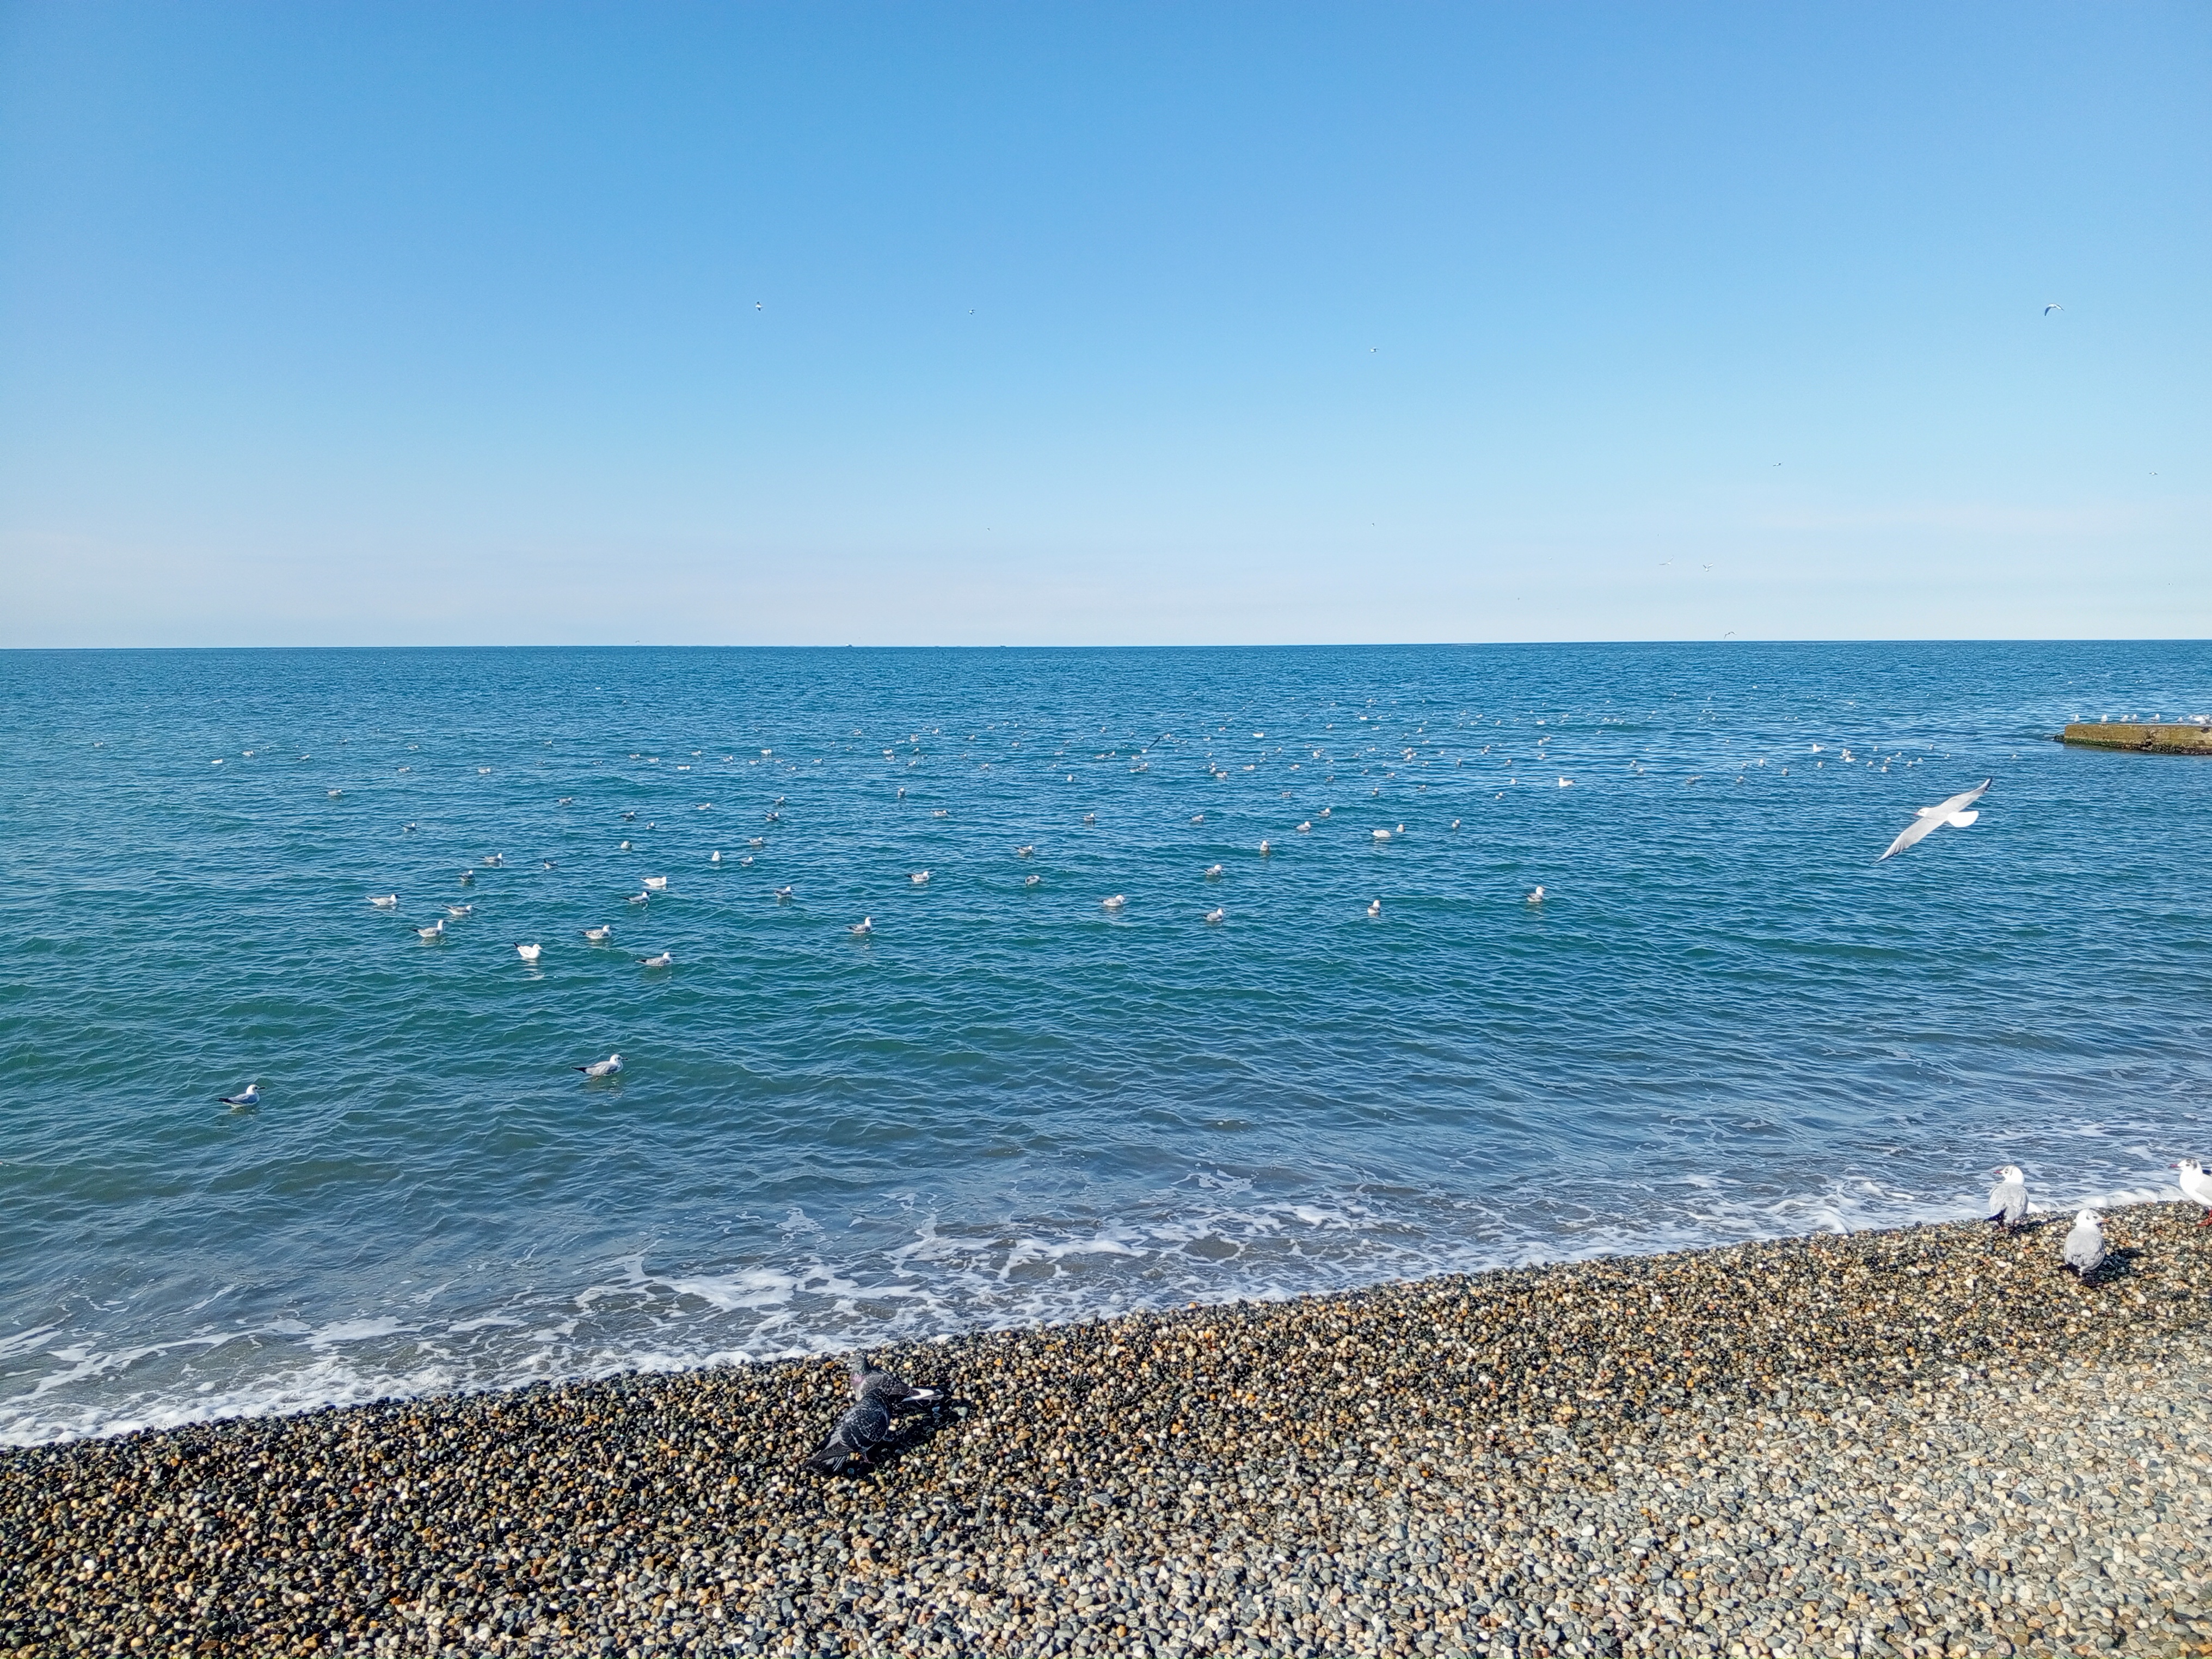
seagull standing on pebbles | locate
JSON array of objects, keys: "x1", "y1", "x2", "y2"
[
  {"x1": 803, "y1": 1355, "x2": 942, "y2": 1474},
  {"x1": 2061, "y1": 1210, "x2": 2106, "y2": 1277},
  {"x1": 576, "y1": 1054, "x2": 622, "y2": 1078},
  {"x1": 2172, "y1": 1159, "x2": 2212, "y2": 1224},
  {"x1": 1987, "y1": 1166, "x2": 2027, "y2": 1231}
]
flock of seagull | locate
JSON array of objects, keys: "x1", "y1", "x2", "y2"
[{"x1": 1988, "y1": 1160, "x2": 2212, "y2": 1279}]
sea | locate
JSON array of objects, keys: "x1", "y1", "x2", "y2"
[{"x1": 3, "y1": 642, "x2": 2208, "y2": 1447}]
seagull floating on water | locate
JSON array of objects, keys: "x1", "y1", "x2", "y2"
[
  {"x1": 218, "y1": 1083, "x2": 260, "y2": 1109},
  {"x1": 1987, "y1": 1165, "x2": 2027, "y2": 1231},
  {"x1": 911, "y1": 871, "x2": 930, "y2": 886},
  {"x1": 1880, "y1": 779, "x2": 1992, "y2": 861},
  {"x1": 576, "y1": 1053, "x2": 622, "y2": 1078},
  {"x1": 1258, "y1": 839, "x2": 1271, "y2": 855},
  {"x1": 850, "y1": 917, "x2": 873, "y2": 936},
  {"x1": 2061, "y1": 1209, "x2": 2106, "y2": 1277},
  {"x1": 1366, "y1": 899, "x2": 1381, "y2": 918},
  {"x1": 1102, "y1": 894, "x2": 1127, "y2": 912},
  {"x1": 1023, "y1": 873, "x2": 1040, "y2": 887},
  {"x1": 516, "y1": 943, "x2": 542, "y2": 963},
  {"x1": 1527, "y1": 886, "x2": 1546, "y2": 904},
  {"x1": 710, "y1": 850, "x2": 722, "y2": 863},
  {"x1": 1015, "y1": 845, "x2": 1034, "y2": 858},
  {"x1": 803, "y1": 1355, "x2": 942, "y2": 1473},
  {"x1": 1204, "y1": 906, "x2": 1225, "y2": 924},
  {"x1": 2173, "y1": 1159, "x2": 2212, "y2": 1225},
  {"x1": 638, "y1": 950, "x2": 673, "y2": 969},
  {"x1": 583, "y1": 925, "x2": 613, "y2": 942},
  {"x1": 1205, "y1": 863, "x2": 1224, "y2": 878},
  {"x1": 1297, "y1": 821, "x2": 1312, "y2": 833},
  {"x1": 775, "y1": 885, "x2": 794, "y2": 901},
  {"x1": 370, "y1": 894, "x2": 398, "y2": 909},
  {"x1": 446, "y1": 904, "x2": 472, "y2": 918},
  {"x1": 643, "y1": 876, "x2": 668, "y2": 890},
  {"x1": 417, "y1": 920, "x2": 445, "y2": 941},
  {"x1": 627, "y1": 891, "x2": 650, "y2": 905}
]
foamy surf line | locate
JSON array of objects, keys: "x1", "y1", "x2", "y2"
[{"x1": 3, "y1": 1176, "x2": 2188, "y2": 1448}]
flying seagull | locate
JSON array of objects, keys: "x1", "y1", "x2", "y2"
[
  {"x1": 2061, "y1": 1209, "x2": 2106, "y2": 1277},
  {"x1": 576, "y1": 1053, "x2": 623, "y2": 1078},
  {"x1": 2044, "y1": 302, "x2": 2062, "y2": 315},
  {"x1": 1987, "y1": 1165, "x2": 2027, "y2": 1231},
  {"x1": 218, "y1": 1083, "x2": 260, "y2": 1109},
  {"x1": 2173, "y1": 1159, "x2": 2212, "y2": 1225},
  {"x1": 803, "y1": 1355, "x2": 943, "y2": 1473},
  {"x1": 1880, "y1": 779, "x2": 1991, "y2": 861}
]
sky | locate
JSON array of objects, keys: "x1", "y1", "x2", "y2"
[{"x1": 2, "y1": 2, "x2": 2207, "y2": 647}]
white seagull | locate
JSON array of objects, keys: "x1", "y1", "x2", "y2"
[
  {"x1": 583, "y1": 925, "x2": 613, "y2": 943},
  {"x1": 710, "y1": 850, "x2": 722, "y2": 863},
  {"x1": 850, "y1": 917, "x2": 873, "y2": 936},
  {"x1": 1366, "y1": 899, "x2": 1381, "y2": 918},
  {"x1": 417, "y1": 920, "x2": 445, "y2": 941},
  {"x1": 1527, "y1": 886, "x2": 1546, "y2": 904},
  {"x1": 1102, "y1": 894, "x2": 1127, "y2": 911},
  {"x1": 218, "y1": 1083, "x2": 260, "y2": 1109},
  {"x1": 1372, "y1": 828, "x2": 1391, "y2": 841},
  {"x1": 446, "y1": 904, "x2": 472, "y2": 919},
  {"x1": 516, "y1": 943, "x2": 542, "y2": 963},
  {"x1": 1987, "y1": 1165, "x2": 2027, "y2": 1231},
  {"x1": 638, "y1": 950, "x2": 673, "y2": 968},
  {"x1": 775, "y1": 884, "x2": 794, "y2": 901},
  {"x1": 370, "y1": 893, "x2": 398, "y2": 909},
  {"x1": 2061, "y1": 1209, "x2": 2106, "y2": 1277},
  {"x1": 642, "y1": 875, "x2": 668, "y2": 890},
  {"x1": 1259, "y1": 839, "x2": 1271, "y2": 855},
  {"x1": 1297, "y1": 821, "x2": 1312, "y2": 833},
  {"x1": 1204, "y1": 907, "x2": 1225, "y2": 924},
  {"x1": 2172, "y1": 1159, "x2": 2212, "y2": 1225},
  {"x1": 1015, "y1": 845, "x2": 1034, "y2": 857},
  {"x1": 2043, "y1": 302, "x2": 2062, "y2": 315},
  {"x1": 627, "y1": 891, "x2": 650, "y2": 905},
  {"x1": 576, "y1": 1053, "x2": 622, "y2": 1078},
  {"x1": 1881, "y1": 779, "x2": 1992, "y2": 861},
  {"x1": 1023, "y1": 873, "x2": 1040, "y2": 887},
  {"x1": 911, "y1": 871, "x2": 930, "y2": 886},
  {"x1": 1205, "y1": 864, "x2": 1224, "y2": 878}
]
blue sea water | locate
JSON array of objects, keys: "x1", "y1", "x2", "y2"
[{"x1": 3, "y1": 642, "x2": 2209, "y2": 1446}]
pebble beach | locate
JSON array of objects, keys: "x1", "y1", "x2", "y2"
[{"x1": 6, "y1": 1205, "x2": 2210, "y2": 1658}]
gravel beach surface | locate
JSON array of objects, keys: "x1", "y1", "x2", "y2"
[{"x1": 7, "y1": 1205, "x2": 2210, "y2": 1658}]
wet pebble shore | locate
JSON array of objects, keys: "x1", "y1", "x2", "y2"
[{"x1": 6, "y1": 1205, "x2": 2211, "y2": 1658}]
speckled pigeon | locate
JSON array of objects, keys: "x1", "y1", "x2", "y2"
[{"x1": 802, "y1": 1355, "x2": 942, "y2": 1473}]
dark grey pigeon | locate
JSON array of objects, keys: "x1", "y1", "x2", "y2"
[{"x1": 802, "y1": 1355, "x2": 942, "y2": 1473}]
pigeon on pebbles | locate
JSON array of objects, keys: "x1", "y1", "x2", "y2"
[{"x1": 803, "y1": 1355, "x2": 943, "y2": 1473}]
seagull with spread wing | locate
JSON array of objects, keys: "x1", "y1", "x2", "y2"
[{"x1": 1880, "y1": 779, "x2": 1991, "y2": 861}]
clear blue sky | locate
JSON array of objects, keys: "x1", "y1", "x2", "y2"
[{"x1": 3, "y1": 2, "x2": 2205, "y2": 647}]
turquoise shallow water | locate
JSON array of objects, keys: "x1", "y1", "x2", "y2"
[{"x1": 2, "y1": 642, "x2": 2208, "y2": 1445}]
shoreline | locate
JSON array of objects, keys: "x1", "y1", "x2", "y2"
[{"x1": 6, "y1": 1206, "x2": 2210, "y2": 1657}]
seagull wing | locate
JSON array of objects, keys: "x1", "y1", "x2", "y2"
[{"x1": 1880, "y1": 779, "x2": 1991, "y2": 859}]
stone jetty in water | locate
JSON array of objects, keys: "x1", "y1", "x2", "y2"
[
  {"x1": 2060, "y1": 721, "x2": 2212, "y2": 755},
  {"x1": 5, "y1": 1205, "x2": 2211, "y2": 1657}
]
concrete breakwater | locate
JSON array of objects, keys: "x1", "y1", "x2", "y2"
[
  {"x1": 4, "y1": 1206, "x2": 2211, "y2": 1658},
  {"x1": 2060, "y1": 722, "x2": 2212, "y2": 755}
]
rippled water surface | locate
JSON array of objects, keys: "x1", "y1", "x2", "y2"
[{"x1": 3, "y1": 643, "x2": 2209, "y2": 1444}]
